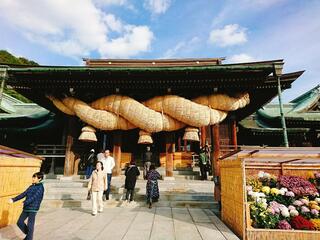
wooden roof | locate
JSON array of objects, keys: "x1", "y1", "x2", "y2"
[
  {"x1": 1, "y1": 59, "x2": 303, "y2": 121},
  {"x1": 84, "y1": 58, "x2": 225, "y2": 67}
]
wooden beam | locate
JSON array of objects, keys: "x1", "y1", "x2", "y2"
[
  {"x1": 231, "y1": 119, "x2": 238, "y2": 149},
  {"x1": 113, "y1": 131, "x2": 122, "y2": 176},
  {"x1": 212, "y1": 124, "x2": 221, "y2": 202},
  {"x1": 64, "y1": 117, "x2": 76, "y2": 176},
  {"x1": 201, "y1": 126, "x2": 206, "y2": 147},
  {"x1": 184, "y1": 139, "x2": 187, "y2": 152},
  {"x1": 166, "y1": 133, "x2": 174, "y2": 177}
]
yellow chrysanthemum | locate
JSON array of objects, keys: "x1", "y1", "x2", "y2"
[
  {"x1": 261, "y1": 186, "x2": 270, "y2": 194},
  {"x1": 310, "y1": 219, "x2": 320, "y2": 231},
  {"x1": 270, "y1": 188, "x2": 279, "y2": 195}
]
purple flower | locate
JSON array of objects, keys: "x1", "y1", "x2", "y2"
[
  {"x1": 315, "y1": 172, "x2": 320, "y2": 179},
  {"x1": 285, "y1": 191, "x2": 295, "y2": 197},
  {"x1": 301, "y1": 206, "x2": 310, "y2": 213},
  {"x1": 279, "y1": 175, "x2": 318, "y2": 196},
  {"x1": 278, "y1": 220, "x2": 292, "y2": 230},
  {"x1": 311, "y1": 209, "x2": 319, "y2": 216}
]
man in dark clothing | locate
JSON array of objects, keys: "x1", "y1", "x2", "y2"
[
  {"x1": 143, "y1": 146, "x2": 153, "y2": 179},
  {"x1": 199, "y1": 148, "x2": 208, "y2": 180},
  {"x1": 85, "y1": 149, "x2": 97, "y2": 179},
  {"x1": 9, "y1": 172, "x2": 44, "y2": 240},
  {"x1": 124, "y1": 160, "x2": 140, "y2": 202}
]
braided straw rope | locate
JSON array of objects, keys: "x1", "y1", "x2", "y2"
[{"x1": 47, "y1": 93, "x2": 249, "y2": 133}]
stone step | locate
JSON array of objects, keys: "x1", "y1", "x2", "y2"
[
  {"x1": 41, "y1": 199, "x2": 219, "y2": 209},
  {"x1": 44, "y1": 191, "x2": 214, "y2": 201}
]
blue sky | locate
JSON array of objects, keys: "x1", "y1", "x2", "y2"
[{"x1": 0, "y1": 0, "x2": 319, "y2": 102}]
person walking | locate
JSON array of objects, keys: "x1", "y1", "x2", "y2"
[
  {"x1": 88, "y1": 161, "x2": 106, "y2": 216},
  {"x1": 143, "y1": 146, "x2": 153, "y2": 179},
  {"x1": 124, "y1": 160, "x2": 140, "y2": 203},
  {"x1": 146, "y1": 164, "x2": 161, "y2": 209},
  {"x1": 85, "y1": 149, "x2": 97, "y2": 179},
  {"x1": 199, "y1": 147, "x2": 208, "y2": 180},
  {"x1": 100, "y1": 149, "x2": 115, "y2": 200},
  {"x1": 8, "y1": 172, "x2": 45, "y2": 240}
]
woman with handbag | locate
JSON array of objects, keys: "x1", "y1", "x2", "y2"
[{"x1": 87, "y1": 161, "x2": 106, "y2": 216}]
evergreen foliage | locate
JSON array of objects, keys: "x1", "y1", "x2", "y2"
[{"x1": 0, "y1": 50, "x2": 38, "y2": 103}]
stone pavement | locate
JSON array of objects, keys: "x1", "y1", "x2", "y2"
[{"x1": 0, "y1": 206, "x2": 239, "y2": 240}]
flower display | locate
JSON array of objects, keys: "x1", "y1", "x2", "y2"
[
  {"x1": 311, "y1": 209, "x2": 319, "y2": 217},
  {"x1": 279, "y1": 175, "x2": 318, "y2": 196},
  {"x1": 247, "y1": 171, "x2": 320, "y2": 231},
  {"x1": 278, "y1": 220, "x2": 292, "y2": 230},
  {"x1": 285, "y1": 191, "x2": 295, "y2": 197},
  {"x1": 290, "y1": 216, "x2": 314, "y2": 230},
  {"x1": 261, "y1": 186, "x2": 270, "y2": 194},
  {"x1": 311, "y1": 219, "x2": 320, "y2": 230}
]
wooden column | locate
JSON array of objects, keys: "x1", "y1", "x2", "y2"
[
  {"x1": 64, "y1": 117, "x2": 76, "y2": 176},
  {"x1": 178, "y1": 136, "x2": 181, "y2": 152},
  {"x1": 113, "y1": 131, "x2": 122, "y2": 176},
  {"x1": 212, "y1": 124, "x2": 221, "y2": 201},
  {"x1": 231, "y1": 119, "x2": 238, "y2": 149},
  {"x1": 184, "y1": 139, "x2": 187, "y2": 152},
  {"x1": 165, "y1": 133, "x2": 174, "y2": 177},
  {"x1": 201, "y1": 126, "x2": 206, "y2": 147}
]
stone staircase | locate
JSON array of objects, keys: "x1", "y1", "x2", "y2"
[{"x1": 42, "y1": 176, "x2": 219, "y2": 212}]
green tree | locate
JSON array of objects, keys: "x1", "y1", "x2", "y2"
[{"x1": 0, "y1": 50, "x2": 38, "y2": 103}]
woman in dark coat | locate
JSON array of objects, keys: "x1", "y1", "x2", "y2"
[
  {"x1": 146, "y1": 164, "x2": 161, "y2": 208},
  {"x1": 124, "y1": 160, "x2": 140, "y2": 202}
]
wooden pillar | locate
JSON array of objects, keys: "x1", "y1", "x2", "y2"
[
  {"x1": 64, "y1": 117, "x2": 76, "y2": 176},
  {"x1": 178, "y1": 136, "x2": 181, "y2": 152},
  {"x1": 212, "y1": 124, "x2": 221, "y2": 201},
  {"x1": 231, "y1": 119, "x2": 238, "y2": 149},
  {"x1": 201, "y1": 126, "x2": 206, "y2": 148},
  {"x1": 184, "y1": 139, "x2": 187, "y2": 152},
  {"x1": 166, "y1": 133, "x2": 174, "y2": 177},
  {"x1": 113, "y1": 131, "x2": 122, "y2": 176}
]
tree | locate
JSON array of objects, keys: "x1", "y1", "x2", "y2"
[{"x1": 0, "y1": 50, "x2": 38, "y2": 103}]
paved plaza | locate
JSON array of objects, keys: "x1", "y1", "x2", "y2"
[{"x1": 0, "y1": 206, "x2": 239, "y2": 240}]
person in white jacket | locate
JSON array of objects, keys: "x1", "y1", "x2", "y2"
[{"x1": 100, "y1": 149, "x2": 115, "y2": 200}]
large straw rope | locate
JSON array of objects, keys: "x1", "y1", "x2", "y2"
[
  {"x1": 91, "y1": 95, "x2": 185, "y2": 132},
  {"x1": 61, "y1": 97, "x2": 135, "y2": 130},
  {"x1": 143, "y1": 95, "x2": 227, "y2": 126},
  {"x1": 47, "y1": 93, "x2": 249, "y2": 132},
  {"x1": 193, "y1": 93, "x2": 250, "y2": 111}
]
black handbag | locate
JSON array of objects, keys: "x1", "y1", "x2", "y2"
[{"x1": 87, "y1": 190, "x2": 91, "y2": 200}]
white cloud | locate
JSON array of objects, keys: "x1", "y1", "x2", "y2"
[
  {"x1": 0, "y1": 0, "x2": 153, "y2": 59},
  {"x1": 209, "y1": 24, "x2": 247, "y2": 47},
  {"x1": 227, "y1": 53, "x2": 255, "y2": 63},
  {"x1": 93, "y1": 0, "x2": 127, "y2": 6},
  {"x1": 99, "y1": 25, "x2": 154, "y2": 58},
  {"x1": 162, "y1": 37, "x2": 200, "y2": 58},
  {"x1": 144, "y1": 0, "x2": 171, "y2": 15}
]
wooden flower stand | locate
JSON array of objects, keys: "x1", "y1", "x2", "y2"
[{"x1": 220, "y1": 147, "x2": 320, "y2": 240}]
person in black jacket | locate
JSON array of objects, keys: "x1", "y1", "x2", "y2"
[
  {"x1": 124, "y1": 160, "x2": 140, "y2": 202},
  {"x1": 85, "y1": 149, "x2": 97, "y2": 179},
  {"x1": 8, "y1": 172, "x2": 44, "y2": 240}
]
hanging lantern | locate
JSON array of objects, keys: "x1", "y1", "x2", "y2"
[
  {"x1": 138, "y1": 130, "x2": 153, "y2": 144},
  {"x1": 183, "y1": 127, "x2": 199, "y2": 142},
  {"x1": 78, "y1": 126, "x2": 97, "y2": 142}
]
